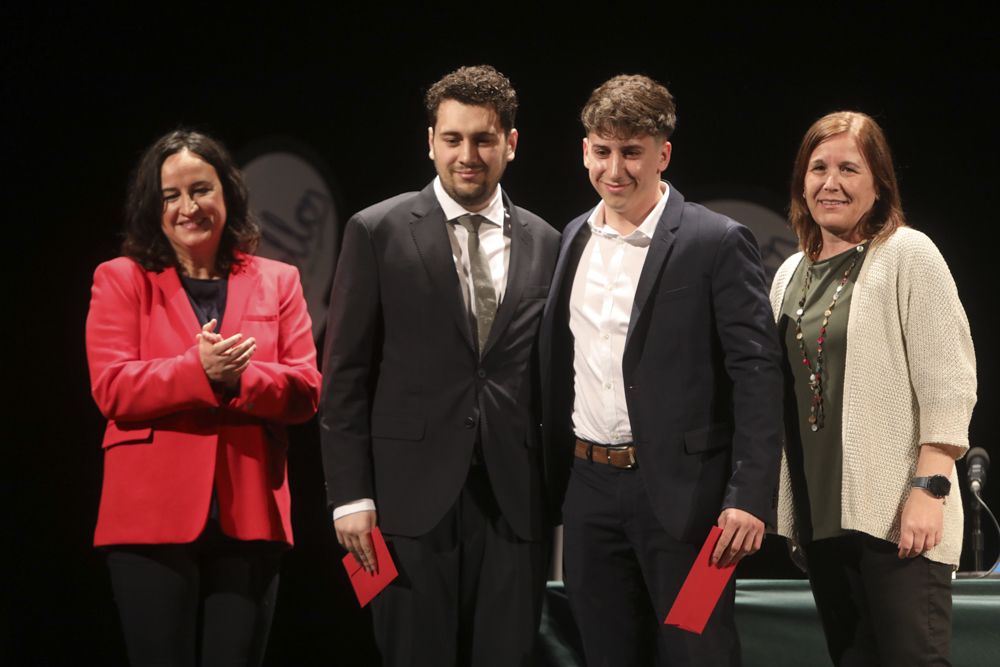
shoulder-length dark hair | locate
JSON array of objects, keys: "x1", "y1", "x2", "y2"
[
  {"x1": 121, "y1": 129, "x2": 260, "y2": 274},
  {"x1": 789, "y1": 111, "x2": 906, "y2": 260}
]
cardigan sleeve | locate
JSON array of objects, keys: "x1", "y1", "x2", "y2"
[{"x1": 896, "y1": 230, "x2": 977, "y2": 452}]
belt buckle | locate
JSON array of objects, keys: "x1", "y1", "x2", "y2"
[
  {"x1": 608, "y1": 445, "x2": 637, "y2": 470},
  {"x1": 625, "y1": 447, "x2": 637, "y2": 469}
]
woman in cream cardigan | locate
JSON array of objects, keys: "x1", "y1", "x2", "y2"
[{"x1": 771, "y1": 111, "x2": 976, "y2": 667}]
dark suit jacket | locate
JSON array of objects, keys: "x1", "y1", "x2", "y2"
[
  {"x1": 320, "y1": 183, "x2": 560, "y2": 541},
  {"x1": 86, "y1": 254, "x2": 321, "y2": 546},
  {"x1": 540, "y1": 185, "x2": 783, "y2": 542}
]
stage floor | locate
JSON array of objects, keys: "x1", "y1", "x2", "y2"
[{"x1": 539, "y1": 578, "x2": 1000, "y2": 666}]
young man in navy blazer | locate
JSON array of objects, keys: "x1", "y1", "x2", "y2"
[
  {"x1": 321, "y1": 65, "x2": 559, "y2": 666},
  {"x1": 540, "y1": 74, "x2": 783, "y2": 666}
]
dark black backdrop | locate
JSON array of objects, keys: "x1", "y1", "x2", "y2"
[{"x1": 4, "y1": 5, "x2": 996, "y2": 665}]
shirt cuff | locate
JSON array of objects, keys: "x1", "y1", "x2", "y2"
[{"x1": 332, "y1": 498, "x2": 376, "y2": 521}]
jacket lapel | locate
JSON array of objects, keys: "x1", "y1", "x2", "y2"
[
  {"x1": 151, "y1": 267, "x2": 202, "y2": 340},
  {"x1": 220, "y1": 254, "x2": 259, "y2": 337},
  {"x1": 482, "y1": 192, "x2": 530, "y2": 358},
  {"x1": 544, "y1": 212, "x2": 591, "y2": 320},
  {"x1": 540, "y1": 212, "x2": 590, "y2": 397},
  {"x1": 624, "y1": 186, "x2": 683, "y2": 351},
  {"x1": 408, "y1": 184, "x2": 476, "y2": 352}
]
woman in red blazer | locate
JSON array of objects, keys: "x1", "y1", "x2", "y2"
[{"x1": 85, "y1": 129, "x2": 321, "y2": 666}]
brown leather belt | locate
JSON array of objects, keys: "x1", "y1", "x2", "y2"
[{"x1": 575, "y1": 438, "x2": 638, "y2": 469}]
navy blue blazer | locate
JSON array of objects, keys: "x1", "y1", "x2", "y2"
[{"x1": 540, "y1": 185, "x2": 783, "y2": 542}]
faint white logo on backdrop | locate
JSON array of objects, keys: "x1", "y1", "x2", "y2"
[{"x1": 242, "y1": 146, "x2": 340, "y2": 341}]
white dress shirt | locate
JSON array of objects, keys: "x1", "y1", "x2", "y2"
[
  {"x1": 333, "y1": 179, "x2": 511, "y2": 521},
  {"x1": 571, "y1": 182, "x2": 670, "y2": 445}
]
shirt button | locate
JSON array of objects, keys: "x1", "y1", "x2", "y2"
[
  {"x1": 604, "y1": 382, "x2": 612, "y2": 389},
  {"x1": 602, "y1": 334, "x2": 610, "y2": 340},
  {"x1": 464, "y1": 416, "x2": 476, "y2": 429},
  {"x1": 477, "y1": 369, "x2": 486, "y2": 379}
]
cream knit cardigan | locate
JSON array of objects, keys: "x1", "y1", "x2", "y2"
[{"x1": 769, "y1": 227, "x2": 977, "y2": 567}]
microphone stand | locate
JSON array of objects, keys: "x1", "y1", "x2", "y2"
[{"x1": 971, "y1": 490, "x2": 984, "y2": 573}]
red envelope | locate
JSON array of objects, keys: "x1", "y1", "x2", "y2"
[
  {"x1": 341, "y1": 526, "x2": 399, "y2": 607},
  {"x1": 663, "y1": 525, "x2": 737, "y2": 634}
]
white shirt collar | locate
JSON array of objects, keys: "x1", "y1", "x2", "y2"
[
  {"x1": 433, "y1": 177, "x2": 506, "y2": 227},
  {"x1": 587, "y1": 181, "x2": 670, "y2": 244}
]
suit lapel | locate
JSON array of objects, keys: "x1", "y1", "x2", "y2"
[
  {"x1": 151, "y1": 255, "x2": 260, "y2": 343},
  {"x1": 545, "y1": 213, "x2": 591, "y2": 320},
  {"x1": 482, "y1": 193, "x2": 530, "y2": 358},
  {"x1": 540, "y1": 213, "x2": 590, "y2": 397},
  {"x1": 408, "y1": 184, "x2": 477, "y2": 352},
  {"x1": 151, "y1": 267, "x2": 202, "y2": 340},
  {"x1": 220, "y1": 254, "x2": 259, "y2": 337},
  {"x1": 624, "y1": 186, "x2": 683, "y2": 351}
]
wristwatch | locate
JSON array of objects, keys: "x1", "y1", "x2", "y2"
[{"x1": 911, "y1": 475, "x2": 951, "y2": 499}]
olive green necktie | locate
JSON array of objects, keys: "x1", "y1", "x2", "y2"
[{"x1": 457, "y1": 214, "x2": 497, "y2": 355}]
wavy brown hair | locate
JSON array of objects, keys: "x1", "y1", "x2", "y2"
[
  {"x1": 789, "y1": 111, "x2": 906, "y2": 259},
  {"x1": 121, "y1": 129, "x2": 259, "y2": 274},
  {"x1": 581, "y1": 74, "x2": 677, "y2": 140},
  {"x1": 424, "y1": 65, "x2": 518, "y2": 133}
]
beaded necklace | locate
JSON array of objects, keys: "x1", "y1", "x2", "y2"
[{"x1": 794, "y1": 242, "x2": 867, "y2": 432}]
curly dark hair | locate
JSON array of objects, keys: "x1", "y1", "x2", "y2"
[
  {"x1": 121, "y1": 129, "x2": 259, "y2": 274},
  {"x1": 581, "y1": 74, "x2": 677, "y2": 140},
  {"x1": 424, "y1": 65, "x2": 518, "y2": 133},
  {"x1": 789, "y1": 111, "x2": 906, "y2": 260}
]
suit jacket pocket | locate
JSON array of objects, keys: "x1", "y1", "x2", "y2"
[
  {"x1": 371, "y1": 414, "x2": 425, "y2": 441},
  {"x1": 520, "y1": 285, "x2": 549, "y2": 299},
  {"x1": 683, "y1": 422, "x2": 732, "y2": 454},
  {"x1": 657, "y1": 285, "x2": 693, "y2": 303},
  {"x1": 242, "y1": 313, "x2": 279, "y2": 356},
  {"x1": 102, "y1": 421, "x2": 154, "y2": 449}
]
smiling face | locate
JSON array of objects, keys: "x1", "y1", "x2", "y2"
[
  {"x1": 428, "y1": 99, "x2": 517, "y2": 212},
  {"x1": 160, "y1": 149, "x2": 227, "y2": 275},
  {"x1": 583, "y1": 132, "x2": 671, "y2": 227},
  {"x1": 804, "y1": 132, "x2": 877, "y2": 244}
]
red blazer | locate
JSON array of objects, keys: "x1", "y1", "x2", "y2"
[{"x1": 86, "y1": 254, "x2": 321, "y2": 547}]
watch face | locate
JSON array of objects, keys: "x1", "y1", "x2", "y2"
[{"x1": 927, "y1": 475, "x2": 951, "y2": 497}]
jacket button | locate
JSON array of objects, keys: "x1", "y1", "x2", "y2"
[
  {"x1": 464, "y1": 416, "x2": 476, "y2": 429},
  {"x1": 477, "y1": 369, "x2": 486, "y2": 379}
]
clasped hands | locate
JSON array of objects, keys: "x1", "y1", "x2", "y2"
[{"x1": 197, "y1": 319, "x2": 256, "y2": 389}]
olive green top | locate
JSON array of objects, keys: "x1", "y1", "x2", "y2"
[{"x1": 779, "y1": 243, "x2": 867, "y2": 542}]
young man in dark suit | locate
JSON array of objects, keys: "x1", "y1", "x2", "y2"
[
  {"x1": 540, "y1": 74, "x2": 783, "y2": 666},
  {"x1": 320, "y1": 65, "x2": 559, "y2": 666}
]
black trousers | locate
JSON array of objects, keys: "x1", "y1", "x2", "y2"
[
  {"x1": 371, "y1": 464, "x2": 546, "y2": 667},
  {"x1": 562, "y1": 458, "x2": 740, "y2": 667},
  {"x1": 105, "y1": 520, "x2": 282, "y2": 667},
  {"x1": 803, "y1": 532, "x2": 953, "y2": 667}
]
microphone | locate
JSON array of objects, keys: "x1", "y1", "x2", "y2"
[{"x1": 967, "y1": 447, "x2": 990, "y2": 494}]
